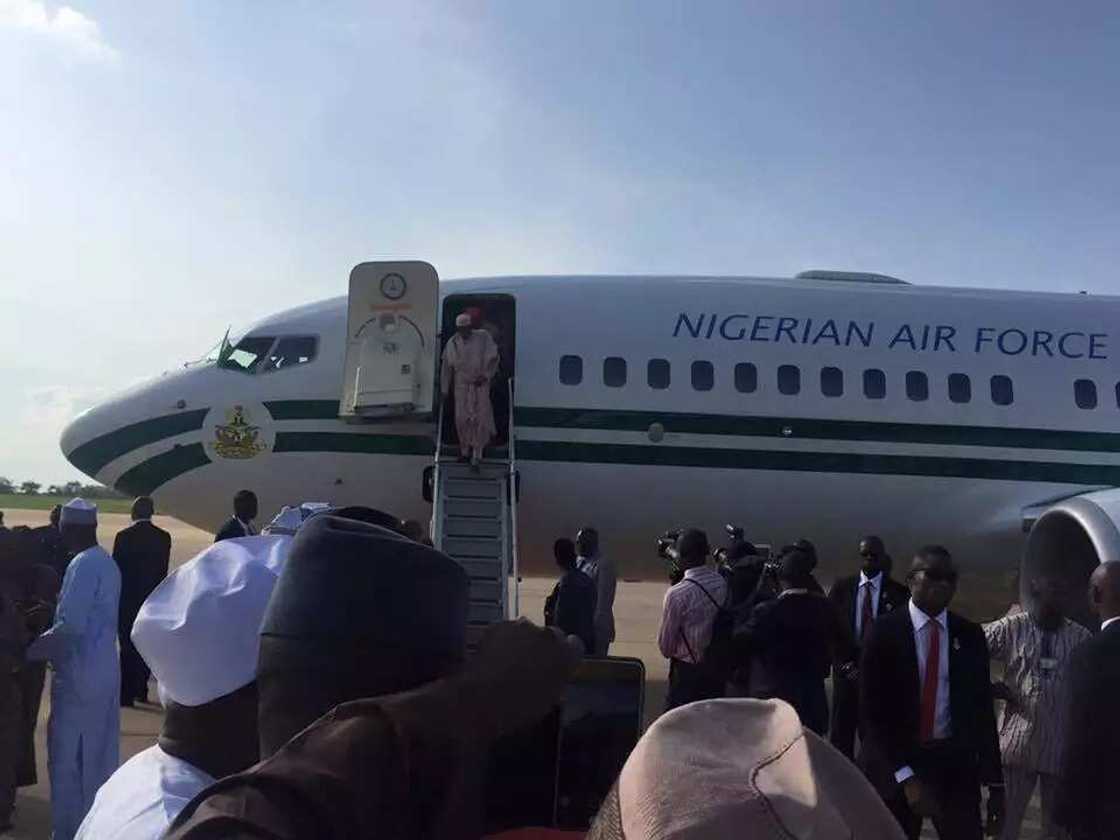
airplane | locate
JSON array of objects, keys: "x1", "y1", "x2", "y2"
[{"x1": 60, "y1": 262, "x2": 1120, "y2": 624}]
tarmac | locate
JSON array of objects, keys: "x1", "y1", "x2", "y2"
[{"x1": 0, "y1": 508, "x2": 1046, "y2": 839}]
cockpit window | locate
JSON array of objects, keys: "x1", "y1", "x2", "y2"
[
  {"x1": 259, "y1": 336, "x2": 318, "y2": 373},
  {"x1": 218, "y1": 336, "x2": 276, "y2": 373}
]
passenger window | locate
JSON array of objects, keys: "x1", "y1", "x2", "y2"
[
  {"x1": 863, "y1": 369, "x2": 886, "y2": 399},
  {"x1": 948, "y1": 373, "x2": 971, "y2": 404},
  {"x1": 648, "y1": 359, "x2": 670, "y2": 390},
  {"x1": 219, "y1": 335, "x2": 276, "y2": 374},
  {"x1": 691, "y1": 361, "x2": 714, "y2": 391},
  {"x1": 259, "y1": 336, "x2": 318, "y2": 373},
  {"x1": 1075, "y1": 379, "x2": 1098, "y2": 409},
  {"x1": 906, "y1": 371, "x2": 929, "y2": 402},
  {"x1": 991, "y1": 375, "x2": 1014, "y2": 406},
  {"x1": 559, "y1": 355, "x2": 583, "y2": 386},
  {"x1": 778, "y1": 365, "x2": 800, "y2": 396},
  {"x1": 820, "y1": 366, "x2": 843, "y2": 397},
  {"x1": 734, "y1": 363, "x2": 758, "y2": 394},
  {"x1": 603, "y1": 357, "x2": 627, "y2": 388}
]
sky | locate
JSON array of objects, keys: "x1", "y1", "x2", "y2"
[{"x1": 1, "y1": 0, "x2": 1118, "y2": 484}]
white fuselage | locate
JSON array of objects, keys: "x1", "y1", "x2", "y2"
[{"x1": 61, "y1": 274, "x2": 1120, "y2": 619}]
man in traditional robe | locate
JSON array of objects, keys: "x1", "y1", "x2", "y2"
[
  {"x1": 441, "y1": 312, "x2": 500, "y2": 469},
  {"x1": 76, "y1": 532, "x2": 291, "y2": 839},
  {"x1": 27, "y1": 498, "x2": 121, "y2": 840}
]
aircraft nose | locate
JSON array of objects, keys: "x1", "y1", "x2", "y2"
[{"x1": 60, "y1": 405, "x2": 114, "y2": 482}]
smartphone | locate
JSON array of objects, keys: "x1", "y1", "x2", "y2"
[
  {"x1": 554, "y1": 657, "x2": 645, "y2": 829},
  {"x1": 483, "y1": 657, "x2": 646, "y2": 833}
]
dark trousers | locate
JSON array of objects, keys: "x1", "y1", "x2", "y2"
[
  {"x1": 829, "y1": 673, "x2": 859, "y2": 760},
  {"x1": 119, "y1": 620, "x2": 150, "y2": 701},
  {"x1": 16, "y1": 664, "x2": 45, "y2": 787},
  {"x1": 887, "y1": 741, "x2": 982, "y2": 840},
  {"x1": 665, "y1": 659, "x2": 722, "y2": 711},
  {"x1": 0, "y1": 676, "x2": 21, "y2": 822}
]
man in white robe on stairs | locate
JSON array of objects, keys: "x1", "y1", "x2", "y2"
[{"x1": 441, "y1": 312, "x2": 500, "y2": 470}]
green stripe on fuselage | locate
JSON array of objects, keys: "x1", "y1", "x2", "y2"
[
  {"x1": 68, "y1": 409, "x2": 209, "y2": 476},
  {"x1": 518, "y1": 440, "x2": 1120, "y2": 485},
  {"x1": 259, "y1": 400, "x2": 1120, "y2": 453},
  {"x1": 114, "y1": 443, "x2": 211, "y2": 497},
  {"x1": 98, "y1": 400, "x2": 1120, "y2": 496}
]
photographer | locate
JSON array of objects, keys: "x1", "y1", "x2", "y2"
[
  {"x1": 732, "y1": 548, "x2": 849, "y2": 735},
  {"x1": 657, "y1": 529, "x2": 727, "y2": 711}
]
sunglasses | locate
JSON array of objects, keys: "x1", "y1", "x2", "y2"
[{"x1": 914, "y1": 567, "x2": 957, "y2": 584}]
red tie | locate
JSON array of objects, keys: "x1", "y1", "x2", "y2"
[
  {"x1": 860, "y1": 583, "x2": 875, "y2": 643},
  {"x1": 919, "y1": 621, "x2": 941, "y2": 741}
]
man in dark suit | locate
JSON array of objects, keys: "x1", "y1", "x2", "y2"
[
  {"x1": 735, "y1": 548, "x2": 850, "y2": 735},
  {"x1": 1054, "y1": 562, "x2": 1120, "y2": 840},
  {"x1": 214, "y1": 490, "x2": 259, "y2": 542},
  {"x1": 113, "y1": 496, "x2": 171, "y2": 705},
  {"x1": 860, "y1": 545, "x2": 1004, "y2": 840},
  {"x1": 544, "y1": 538, "x2": 596, "y2": 654},
  {"x1": 828, "y1": 535, "x2": 910, "y2": 759}
]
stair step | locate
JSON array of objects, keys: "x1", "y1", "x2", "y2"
[
  {"x1": 467, "y1": 603, "x2": 504, "y2": 623},
  {"x1": 456, "y1": 557, "x2": 504, "y2": 579},
  {"x1": 443, "y1": 537, "x2": 503, "y2": 559},
  {"x1": 444, "y1": 517, "x2": 501, "y2": 538},
  {"x1": 444, "y1": 498, "x2": 501, "y2": 519},
  {"x1": 469, "y1": 579, "x2": 503, "y2": 601},
  {"x1": 444, "y1": 478, "x2": 502, "y2": 500}
]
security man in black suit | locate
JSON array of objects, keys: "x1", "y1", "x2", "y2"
[
  {"x1": 734, "y1": 548, "x2": 850, "y2": 735},
  {"x1": 113, "y1": 496, "x2": 171, "y2": 705},
  {"x1": 859, "y1": 545, "x2": 1004, "y2": 840},
  {"x1": 1054, "y1": 561, "x2": 1120, "y2": 840},
  {"x1": 827, "y1": 535, "x2": 909, "y2": 759},
  {"x1": 214, "y1": 490, "x2": 259, "y2": 542}
]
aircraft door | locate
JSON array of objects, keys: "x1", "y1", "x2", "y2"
[{"x1": 341, "y1": 261, "x2": 439, "y2": 420}]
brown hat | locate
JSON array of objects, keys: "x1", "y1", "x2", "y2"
[{"x1": 588, "y1": 699, "x2": 905, "y2": 839}]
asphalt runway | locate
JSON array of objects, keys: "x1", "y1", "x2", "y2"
[{"x1": 0, "y1": 508, "x2": 1046, "y2": 839}]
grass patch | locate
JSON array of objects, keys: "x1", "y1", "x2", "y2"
[{"x1": 0, "y1": 494, "x2": 133, "y2": 515}]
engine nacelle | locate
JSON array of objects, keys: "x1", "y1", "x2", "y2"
[{"x1": 1023, "y1": 488, "x2": 1120, "y2": 628}]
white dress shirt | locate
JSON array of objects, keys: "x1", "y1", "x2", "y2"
[
  {"x1": 855, "y1": 571, "x2": 883, "y2": 637},
  {"x1": 895, "y1": 600, "x2": 951, "y2": 784}
]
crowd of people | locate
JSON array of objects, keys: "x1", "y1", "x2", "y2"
[
  {"x1": 2, "y1": 497, "x2": 1120, "y2": 839},
  {"x1": 650, "y1": 526, "x2": 1120, "y2": 840}
]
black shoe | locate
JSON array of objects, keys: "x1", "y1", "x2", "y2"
[{"x1": 121, "y1": 698, "x2": 134, "y2": 708}]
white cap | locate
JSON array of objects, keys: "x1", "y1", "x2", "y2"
[
  {"x1": 131, "y1": 535, "x2": 291, "y2": 707},
  {"x1": 60, "y1": 497, "x2": 97, "y2": 525},
  {"x1": 455, "y1": 313, "x2": 472, "y2": 327}
]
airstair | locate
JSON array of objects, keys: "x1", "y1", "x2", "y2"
[{"x1": 431, "y1": 381, "x2": 519, "y2": 646}]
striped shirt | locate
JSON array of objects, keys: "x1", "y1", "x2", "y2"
[
  {"x1": 657, "y1": 566, "x2": 728, "y2": 664},
  {"x1": 984, "y1": 612, "x2": 1091, "y2": 774}
]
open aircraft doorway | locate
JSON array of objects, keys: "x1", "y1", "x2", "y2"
[{"x1": 440, "y1": 293, "x2": 517, "y2": 452}]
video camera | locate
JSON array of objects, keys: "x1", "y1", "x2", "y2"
[
  {"x1": 714, "y1": 523, "x2": 747, "y2": 565},
  {"x1": 655, "y1": 528, "x2": 684, "y2": 583}
]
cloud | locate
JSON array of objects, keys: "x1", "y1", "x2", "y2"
[{"x1": 0, "y1": 0, "x2": 118, "y2": 61}]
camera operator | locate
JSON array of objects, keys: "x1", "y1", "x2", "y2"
[
  {"x1": 732, "y1": 548, "x2": 850, "y2": 735},
  {"x1": 657, "y1": 529, "x2": 728, "y2": 711}
]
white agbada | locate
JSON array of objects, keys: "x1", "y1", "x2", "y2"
[
  {"x1": 74, "y1": 746, "x2": 213, "y2": 840},
  {"x1": 27, "y1": 499, "x2": 121, "y2": 840},
  {"x1": 441, "y1": 327, "x2": 500, "y2": 460},
  {"x1": 74, "y1": 534, "x2": 293, "y2": 840}
]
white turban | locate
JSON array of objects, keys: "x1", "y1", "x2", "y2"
[
  {"x1": 455, "y1": 313, "x2": 472, "y2": 327},
  {"x1": 131, "y1": 535, "x2": 291, "y2": 707},
  {"x1": 60, "y1": 497, "x2": 97, "y2": 526}
]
